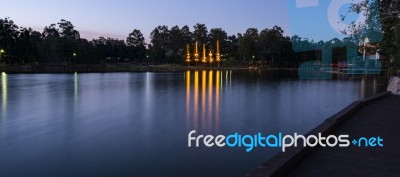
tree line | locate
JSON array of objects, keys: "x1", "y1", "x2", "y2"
[
  {"x1": 0, "y1": 18, "x2": 296, "y2": 67},
  {"x1": 0, "y1": 18, "x2": 345, "y2": 68},
  {"x1": 0, "y1": 0, "x2": 399, "y2": 68}
]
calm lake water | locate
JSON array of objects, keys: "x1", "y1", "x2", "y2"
[{"x1": 0, "y1": 71, "x2": 385, "y2": 177}]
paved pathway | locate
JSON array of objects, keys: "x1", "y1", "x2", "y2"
[{"x1": 285, "y1": 95, "x2": 400, "y2": 176}]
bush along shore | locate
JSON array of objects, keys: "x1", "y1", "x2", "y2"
[{"x1": 0, "y1": 63, "x2": 303, "y2": 73}]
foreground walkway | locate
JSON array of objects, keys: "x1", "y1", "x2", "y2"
[{"x1": 285, "y1": 94, "x2": 400, "y2": 176}]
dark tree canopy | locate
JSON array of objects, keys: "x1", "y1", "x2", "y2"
[
  {"x1": 193, "y1": 23, "x2": 208, "y2": 44},
  {"x1": 127, "y1": 29, "x2": 145, "y2": 47}
]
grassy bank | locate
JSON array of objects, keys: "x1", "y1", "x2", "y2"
[{"x1": 0, "y1": 64, "x2": 298, "y2": 73}]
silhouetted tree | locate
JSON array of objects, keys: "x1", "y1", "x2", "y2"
[
  {"x1": 168, "y1": 25, "x2": 184, "y2": 63},
  {"x1": 150, "y1": 25, "x2": 169, "y2": 63},
  {"x1": 0, "y1": 17, "x2": 19, "y2": 64},
  {"x1": 208, "y1": 28, "x2": 228, "y2": 54},
  {"x1": 239, "y1": 28, "x2": 258, "y2": 62},
  {"x1": 193, "y1": 23, "x2": 208, "y2": 44},
  {"x1": 180, "y1": 25, "x2": 193, "y2": 45},
  {"x1": 127, "y1": 29, "x2": 146, "y2": 62},
  {"x1": 226, "y1": 35, "x2": 240, "y2": 61}
]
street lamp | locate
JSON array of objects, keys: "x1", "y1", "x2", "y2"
[
  {"x1": 72, "y1": 52, "x2": 77, "y2": 66},
  {"x1": 362, "y1": 37, "x2": 369, "y2": 74},
  {"x1": 0, "y1": 49, "x2": 4, "y2": 63}
]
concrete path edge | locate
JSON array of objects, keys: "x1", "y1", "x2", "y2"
[{"x1": 245, "y1": 91, "x2": 392, "y2": 177}]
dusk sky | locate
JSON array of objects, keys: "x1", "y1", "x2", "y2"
[
  {"x1": 0, "y1": 0, "x2": 291, "y2": 42},
  {"x1": 1, "y1": 0, "x2": 360, "y2": 42}
]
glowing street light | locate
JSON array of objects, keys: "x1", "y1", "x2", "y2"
[
  {"x1": 194, "y1": 41, "x2": 199, "y2": 62},
  {"x1": 186, "y1": 44, "x2": 191, "y2": 63},
  {"x1": 209, "y1": 49, "x2": 213, "y2": 63},
  {"x1": 215, "y1": 40, "x2": 221, "y2": 63},
  {"x1": 202, "y1": 44, "x2": 207, "y2": 63},
  {"x1": 362, "y1": 37, "x2": 369, "y2": 74},
  {"x1": 0, "y1": 49, "x2": 5, "y2": 63}
]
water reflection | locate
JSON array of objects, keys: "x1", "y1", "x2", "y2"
[
  {"x1": 74, "y1": 72, "x2": 78, "y2": 103},
  {"x1": 207, "y1": 70, "x2": 212, "y2": 132},
  {"x1": 357, "y1": 76, "x2": 382, "y2": 99},
  {"x1": 144, "y1": 72, "x2": 154, "y2": 127},
  {"x1": 74, "y1": 72, "x2": 79, "y2": 105},
  {"x1": 194, "y1": 70, "x2": 199, "y2": 130},
  {"x1": 202, "y1": 70, "x2": 206, "y2": 131},
  {"x1": 185, "y1": 70, "x2": 191, "y2": 129},
  {"x1": 1, "y1": 72, "x2": 7, "y2": 119},
  {"x1": 215, "y1": 70, "x2": 220, "y2": 130},
  {"x1": 185, "y1": 70, "x2": 222, "y2": 133},
  {"x1": 0, "y1": 72, "x2": 387, "y2": 177}
]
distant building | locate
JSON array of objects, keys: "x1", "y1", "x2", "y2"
[{"x1": 358, "y1": 43, "x2": 389, "y2": 69}]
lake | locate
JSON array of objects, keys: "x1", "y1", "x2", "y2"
[{"x1": 0, "y1": 71, "x2": 386, "y2": 177}]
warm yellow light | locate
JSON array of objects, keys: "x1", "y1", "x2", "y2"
[
  {"x1": 216, "y1": 40, "x2": 221, "y2": 62},
  {"x1": 202, "y1": 70, "x2": 206, "y2": 121},
  {"x1": 202, "y1": 44, "x2": 207, "y2": 63},
  {"x1": 194, "y1": 70, "x2": 199, "y2": 128},
  {"x1": 0, "y1": 49, "x2": 4, "y2": 53},
  {"x1": 209, "y1": 49, "x2": 213, "y2": 63},
  {"x1": 186, "y1": 44, "x2": 191, "y2": 62},
  {"x1": 194, "y1": 41, "x2": 199, "y2": 62},
  {"x1": 185, "y1": 70, "x2": 191, "y2": 127}
]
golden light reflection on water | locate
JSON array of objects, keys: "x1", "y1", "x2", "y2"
[
  {"x1": 1, "y1": 72, "x2": 7, "y2": 119},
  {"x1": 202, "y1": 70, "x2": 206, "y2": 131},
  {"x1": 194, "y1": 70, "x2": 199, "y2": 130},
  {"x1": 185, "y1": 70, "x2": 190, "y2": 129},
  {"x1": 215, "y1": 70, "x2": 220, "y2": 129},
  {"x1": 185, "y1": 70, "x2": 225, "y2": 133},
  {"x1": 208, "y1": 70, "x2": 213, "y2": 131}
]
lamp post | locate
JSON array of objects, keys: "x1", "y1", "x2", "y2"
[{"x1": 363, "y1": 37, "x2": 369, "y2": 74}]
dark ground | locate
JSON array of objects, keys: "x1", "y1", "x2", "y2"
[{"x1": 285, "y1": 95, "x2": 400, "y2": 177}]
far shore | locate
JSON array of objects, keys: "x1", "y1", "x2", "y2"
[{"x1": 0, "y1": 64, "x2": 298, "y2": 73}]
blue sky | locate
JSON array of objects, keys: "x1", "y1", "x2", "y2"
[
  {"x1": 0, "y1": 0, "x2": 290, "y2": 42},
  {"x1": 288, "y1": 0, "x2": 363, "y2": 43}
]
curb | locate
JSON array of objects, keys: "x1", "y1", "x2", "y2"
[{"x1": 245, "y1": 91, "x2": 391, "y2": 177}]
